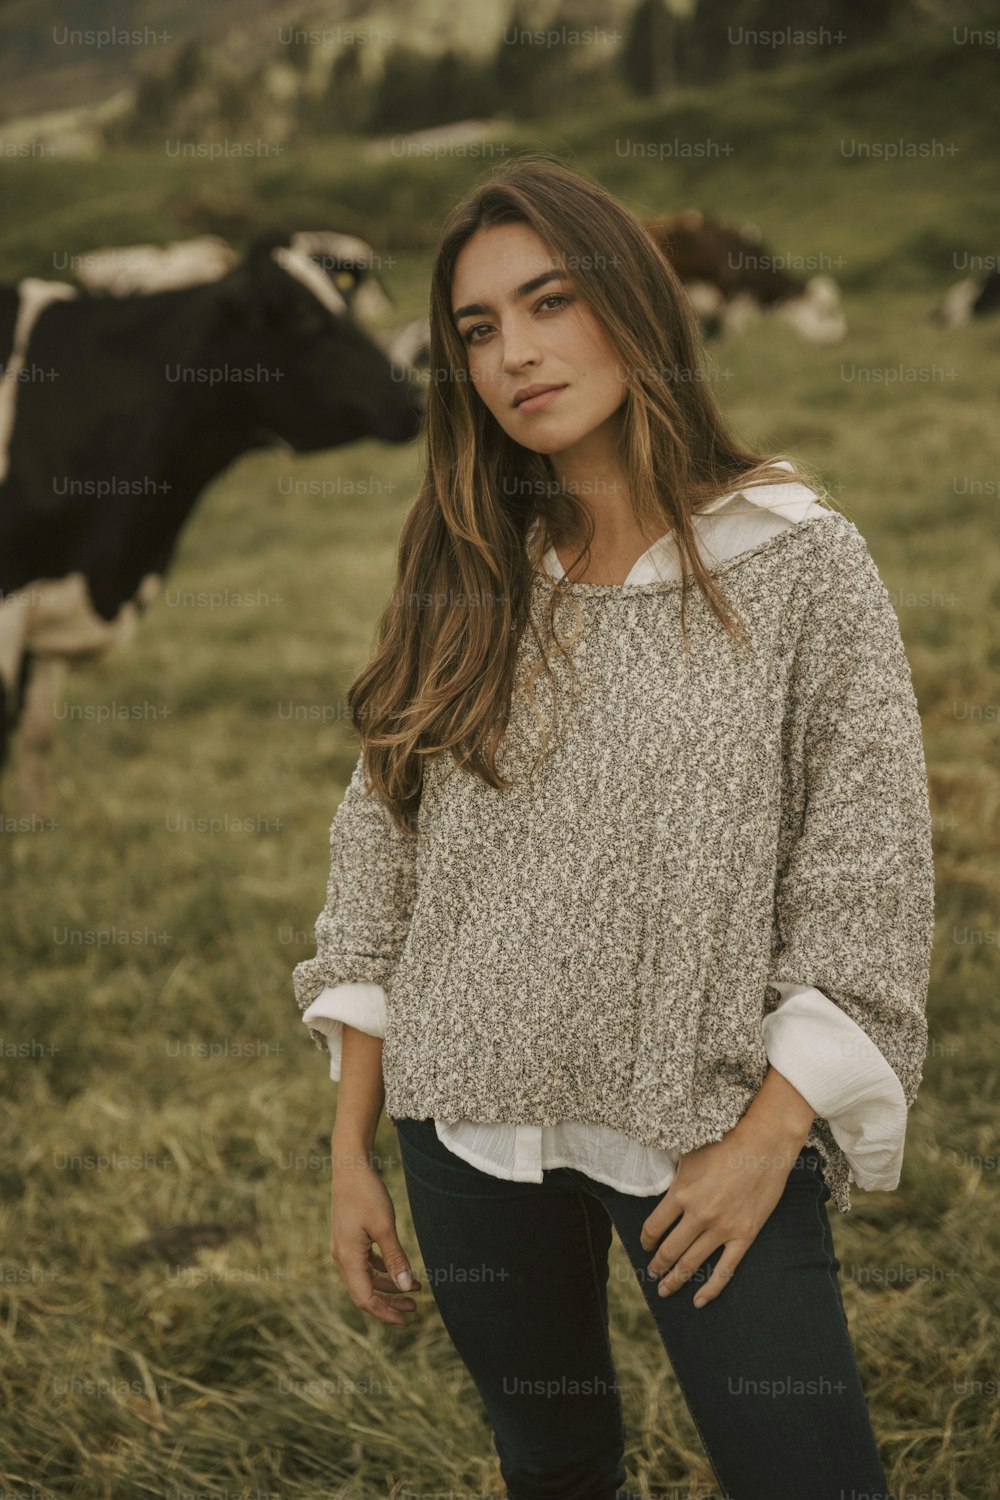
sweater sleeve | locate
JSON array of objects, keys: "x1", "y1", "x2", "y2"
[
  {"x1": 300, "y1": 982, "x2": 388, "y2": 1080},
  {"x1": 292, "y1": 749, "x2": 418, "y2": 1056},
  {"x1": 766, "y1": 525, "x2": 935, "y2": 1111}
]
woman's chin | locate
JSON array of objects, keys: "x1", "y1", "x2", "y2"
[{"x1": 507, "y1": 424, "x2": 585, "y2": 457}]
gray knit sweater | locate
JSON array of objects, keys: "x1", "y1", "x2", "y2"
[{"x1": 292, "y1": 511, "x2": 935, "y2": 1212}]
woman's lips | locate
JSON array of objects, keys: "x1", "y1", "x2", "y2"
[{"x1": 515, "y1": 385, "x2": 567, "y2": 413}]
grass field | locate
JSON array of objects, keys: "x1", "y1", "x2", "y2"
[{"x1": 1, "y1": 23, "x2": 999, "y2": 1499}]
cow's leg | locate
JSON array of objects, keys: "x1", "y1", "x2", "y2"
[
  {"x1": 0, "y1": 594, "x2": 30, "y2": 795},
  {"x1": 0, "y1": 672, "x2": 10, "y2": 793},
  {"x1": 683, "y1": 279, "x2": 726, "y2": 337},
  {"x1": 935, "y1": 275, "x2": 980, "y2": 328},
  {"x1": 720, "y1": 292, "x2": 761, "y2": 339},
  {"x1": 16, "y1": 655, "x2": 66, "y2": 821}
]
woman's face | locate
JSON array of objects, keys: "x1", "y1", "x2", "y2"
[{"x1": 450, "y1": 221, "x2": 628, "y2": 459}]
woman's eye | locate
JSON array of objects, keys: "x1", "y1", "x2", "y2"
[{"x1": 462, "y1": 293, "x2": 572, "y2": 346}]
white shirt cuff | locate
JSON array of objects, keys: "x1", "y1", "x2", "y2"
[
  {"x1": 302, "y1": 983, "x2": 387, "y2": 1081},
  {"x1": 762, "y1": 982, "x2": 908, "y2": 1191}
]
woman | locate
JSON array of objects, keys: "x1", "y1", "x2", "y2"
[{"x1": 292, "y1": 155, "x2": 935, "y2": 1500}]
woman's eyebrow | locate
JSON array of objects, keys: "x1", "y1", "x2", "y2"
[{"x1": 452, "y1": 270, "x2": 568, "y2": 324}]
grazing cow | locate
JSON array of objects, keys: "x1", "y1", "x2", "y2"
[
  {"x1": 934, "y1": 268, "x2": 1000, "y2": 327},
  {"x1": 646, "y1": 209, "x2": 847, "y2": 345},
  {"x1": 0, "y1": 230, "x2": 425, "y2": 817}
]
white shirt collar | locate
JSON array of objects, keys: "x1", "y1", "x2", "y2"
[{"x1": 528, "y1": 461, "x2": 823, "y2": 585}]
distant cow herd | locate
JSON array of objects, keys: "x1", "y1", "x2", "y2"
[{"x1": 0, "y1": 214, "x2": 992, "y2": 816}]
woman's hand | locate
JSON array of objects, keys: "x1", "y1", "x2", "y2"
[
  {"x1": 639, "y1": 1066, "x2": 815, "y2": 1310},
  {"x1": 330, "y1": 1140, "x2": 422, "y2": 1327}
]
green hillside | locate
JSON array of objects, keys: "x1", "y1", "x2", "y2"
[{"x1": 0, "y1": 23, "x2": 997, "y2": 288}]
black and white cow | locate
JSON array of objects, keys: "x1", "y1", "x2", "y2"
[
  {"x1": 70, "y1": 228, "x2": 423, "y2": 377},
  {"x1": 0, "y1": 229, "x2": 424, "y2": 816}
]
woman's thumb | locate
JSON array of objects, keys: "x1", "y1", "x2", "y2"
[{"x1": 380, "y1": 1228, "x2": 414, "y2": 1289}]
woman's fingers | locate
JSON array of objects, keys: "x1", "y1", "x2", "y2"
[
  {"x1": 369, "y1": 1270, "x2": 416, "y2": 1299},
  {"x1": 651, "y1": 1228, "x2": 720, "y2": 1298},
  {"x1": 339, "y1": 1253, "x2": 406, "y2": 1324},
  {"x1": 368, "y1": 1250, "x2": 421, "y2": 1299},
  {"x1": 646, "y1": 1207, "x2": 704, "y2": 1278},
  {"x1": 639, "y1": 1194, "x2": 683, "y2": 1251},
  {"x1": 368, "y1": 1247, "x2": 422, "y2": 1286},
  {"x1": 651, "y1": 1233, "x2": 752, "y2": 1308},
  {"x1": 690, "y1": 1239, "x2": 751, "y2": 1307},
  {"x1": 335, "y1": 1236, "x2": 418, "y2": 1325}
]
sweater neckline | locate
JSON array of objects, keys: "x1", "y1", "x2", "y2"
[{"x1": 529, "y1": 509, "x2": 850, "y2": 598}]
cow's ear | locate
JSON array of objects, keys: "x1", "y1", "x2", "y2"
[
  {"x1": 246, "y1": 235, "x2": 317, "y2": 317},
  {"x1": 213, "y1": 236, "x2": 291, "y2": 328},
  {"x1": 246, "y1": 226, "x2": 293, "y2": 259},
  {"x1": 212, "y1": 262, "x2": 256, "y2": 325}
]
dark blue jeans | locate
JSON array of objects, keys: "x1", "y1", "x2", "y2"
[{"x1": 393, "y1": 1114, "x2": 894, "y2": 1500}]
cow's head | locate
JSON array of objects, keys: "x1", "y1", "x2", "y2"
[
  {"x1": 283, "y1": 230, "x2": 395, "y2": 324},
  {"x1": 210, "y1": 230, "x2": 424, "y2": 449}
]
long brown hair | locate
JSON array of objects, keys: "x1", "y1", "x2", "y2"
[{"x1": 347, "y1": 152, "x2": 830, "y2": 834}]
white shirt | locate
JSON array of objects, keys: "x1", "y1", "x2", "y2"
[{"x1": 301, "y1": 467, "x2": 909, "y2": 1195}]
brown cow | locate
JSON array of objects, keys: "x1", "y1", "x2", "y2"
[{"x1": 646, "y1": 209, "x2": 846, "y2": 345}]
